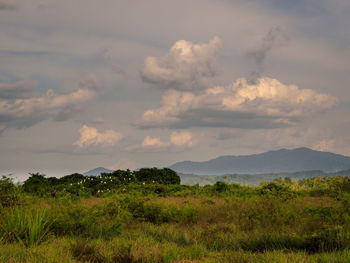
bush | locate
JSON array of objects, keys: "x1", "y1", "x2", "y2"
[
  {"x1": 213, "y1": 181, "x2": 229, "y2": 193},
  {"x1": 70, "y1": 239, "x2": 105, "y2": 263},
  {"x1": 259, "y1": 182, "x2": 297, "y2": 201},
  {"x1": 305, "y1": 225, "x2": 350, "y2": 252},
  {"x1": 130, "y1": 202, "x2": 198, "y2": 224},
  {"x1": 0, "y1": 176, "x2": 20, "y2": 207},
  {"x1": 50, "y1": 202, "x2": 123, "y2": 239},
  {"x1": 239, "y1": 232, "x2": 304, "y2": 252}
]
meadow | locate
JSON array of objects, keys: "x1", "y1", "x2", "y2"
[{"x1": 1, "y1": 168, "x2": 350, "y2": 262}]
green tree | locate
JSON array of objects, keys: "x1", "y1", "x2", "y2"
[
  {"x1": 23, "y1": 173, "x2": 49, "y2": 196},
  {"x1": 134, "y1": 168, "x2": 180, "y2": 185},
  {"x1": 0, "y1": 176, "x2": 19, "y2": 207}
]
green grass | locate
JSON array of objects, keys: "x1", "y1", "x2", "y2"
[
  {"x1": 1, "y1": 176, "x2": 350, "y2": 262},
  {"x1": 0, "y1": 208, "x2": 52, "y2": 247}
]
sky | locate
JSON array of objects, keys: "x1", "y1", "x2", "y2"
[{"x1": 0, "y1": 0, "x2": 350, "y2": 179}]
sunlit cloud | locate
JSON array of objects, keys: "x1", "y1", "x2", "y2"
[
  {"x1": 74, "y1": 125, "x2": 123, "y2": 149},
  {"x1": 141, "y1": 36, "x2": 223, "y2": 91},
  {"x1": 127, "y1": 131, "x2": 195, "y2": 152},
  {"x1": 138, "y1": 76, "x2": 338, "y2": 129},
  {"x1": 0, "y1": 86, "x2": 97, "y2": 130}
]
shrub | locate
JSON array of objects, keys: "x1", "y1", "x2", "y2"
[
  {"x1": 0, "y1": 176, "x2": 20, "y2": 207},
  {"x1": 213, "y1": 181, "x2": 229, "y2": 193},
  {"x1": 305, "y1": 225, "x2": 350, "y2": 252},
  {"x1": 50, "y1": 203, "x2": 123, "y2": 239},
  {"x1": 239, "y1": 232, "x2": 304, "y2": 252},
  {"x1": 130, "y1": 202, "x2": 198, "y2": 224},
  {"x1": 70, "y1": 238, "x2": 105, "y2": 263},
  {"x1": 259, "y1": 182, "x2": 296, "y2": 201}
]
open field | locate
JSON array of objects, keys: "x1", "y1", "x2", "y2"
[{"x1": 1, "y1": 170, "x2": 350, "y2": 262}]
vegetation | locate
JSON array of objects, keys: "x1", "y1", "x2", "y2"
[
  {"x1": 179, "y1": 169, "x2": 350, "y2": 186},
  {"x1": 1, "y1": 169, "x2": 350, "y2": 262}
]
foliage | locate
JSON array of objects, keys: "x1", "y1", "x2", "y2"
[
  {"x1": 22, "y1": 168, "x2": 180, "y2": 197},
  {"x1": 50, "y1": 201, "x2": 124, "y2": 239},
  {"x1": 259, "y1": 182, "x2": 297, "y2": 200},
  {"x1": 70, "y1": 238, "x2": 105, "y2": 263},
  {"x1": 213, "y1": 181, "x2": 229, "y2": 192},
  {"x1": 0, "y1": 176, "x2": 20, "y2": 207},
  {"x1": 0, "y1": 208, "x2": 52, "y2": 247},
  {"x1": 22, "y1": 173, "x2": 50, "y2": 197},
  {"x1": 134, "y1": 168, "x2": 180, "y2": 185},
  {"x1": 2, "y1": 175, "x2": 350, "y2": 262}
]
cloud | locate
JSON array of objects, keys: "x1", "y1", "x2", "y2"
[
  {"x1": 74, "y1": 125, "x2": 123, "y2": 149},
  {"x1": 79, "y1": 74, "x2": 103, "y2": 91},
  {"x1": 247, "y1": 26, "x2": 289, "y2": 82},
  {"x1": 127, "y1": 131, "x2": 195, "y2": 152},
  {"x1": 0, "y1": 0, "x2": 17, "y2": 10},
  {"x1": 140, "y1": 36, "x2": 223, "y2": 91},
  {"x1": 0, "y1": 80, "x2": 38, "y2": 99},
  {"x1": 0, "y1": 79, "x2": 98, "y2": 130},
  {"x1": 37, "y1": 1, "x2": 52, "y2": 9},
  {"x1": 95, "y1": 47, "x2": 127, "y2": 76},
  {"x1": 90, "y1": 116, "x2": 105, "y2": 124},
  {"x1": 137, "y1": 77, "x2": 338, "y2": 129}
]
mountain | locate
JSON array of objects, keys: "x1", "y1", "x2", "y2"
[
  {"x1": 83, "y1": 167, "x2": 112, "y2": 176},
  {"x1": 170, "y1": 147, "x2": 350, "y2": 175},
  {"x1": 179, "y1": 169, "x2": 350, "y2": 186}
]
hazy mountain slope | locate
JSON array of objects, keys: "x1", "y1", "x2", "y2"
[
  {"x1": 83, "y1": 167, "x2": 112, "y2": 176},
  {"x1": 179, "y1": 169, "x2": 350, "y2": 186},
  {"x1": 171, "y1": 147, "x2": 350, "y2": 175}
]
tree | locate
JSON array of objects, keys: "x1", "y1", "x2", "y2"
[
  {"x1": 22, "y1": 173, "x2": 49, "y2": 196},
  {"x1": 0, "y1": 176, "x2": 19, "y2": 207},
  {"x1": 134, "y1": 168, "x2": 180, "y2": 185}
]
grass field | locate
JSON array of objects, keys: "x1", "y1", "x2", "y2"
[{"x1": 1, "y1": 172, "x2": 350, "y2": 262}]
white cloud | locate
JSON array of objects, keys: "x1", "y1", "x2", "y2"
[
  {"x1": 0, "y1": 77, "x2": 100, "y2": 130},
  {"x1": 138, "y1": 77, "x2": 338, "y2": 129},
  {"x1": 127, "y1": 131, "x2": 195, "y2": 152},
  {"x1": 141, "y1": 36, "x2": 223, "y2": 91},
  {"x1": 0, "y1": 0, "x2": 17, "y2": 10},
  {"x1": 74, "y1": 125, "x2": 123, "y2": 149}
]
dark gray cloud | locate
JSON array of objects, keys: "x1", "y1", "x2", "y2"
[
  {"x1": 0, "y1": 80, "x2": 38, "y2": 99},
  {"x1": 0, "y1": 0, "x2": 17, "y2": 10},
  {"x1": 247, "y1": 26, "x2": 289, "y2": 82}
]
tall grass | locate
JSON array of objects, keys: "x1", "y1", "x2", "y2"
[
  {"x1": 1, "y1": 176, "x2": 350, "y2": 262},
  {"x1": 0, "y1": 208, "x2": 52, "y2": 247}
]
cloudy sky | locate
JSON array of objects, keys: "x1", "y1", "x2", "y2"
[{"x1": 1, "y1": 0, "x2": 350, "y2": 178}]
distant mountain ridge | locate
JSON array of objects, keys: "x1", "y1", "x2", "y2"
[
  {"x1": 169, "y1": 147, "x2": 350, "y2": 175},
  {"x1": 179, "y1": 169, "x2": 350, "y2": 186},
  {"x1": 83, "y1": 167, "x2": 112, "y2": 176}
]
